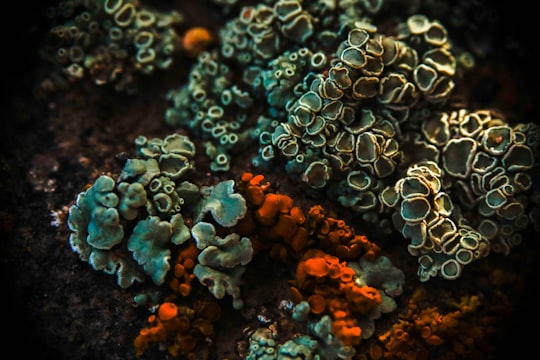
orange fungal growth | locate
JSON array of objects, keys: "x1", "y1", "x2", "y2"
[
  {"x1": 181, "y1": 27, "x2": 213, "y2": 57},
  {"x1": 331, "y1": 318, "x2": 362, "y2": 346},
  {"x1": 256, "y1": 193, "x2": 280, "y2": 225},
  {"x1": 374, "y1": 287, "x2": 503, "y2": 359},
  {"x1": 304, "y1": 204, "x2": 379, "y2": 259},
  {"x1": 237, "y1": 172, "x2": 316, "y2": 262},
  {"x1": 170, "y1": 242, "x2": 200, "y2": 297},
  {"x1": 304, "y1": 257, "x2": 329, "y2": 277},
  {"x1": 290, "y1": 286, "x2": 304, "y2": 303},
  {"x1": 339, "y1": 266, "x2": 356, "y2": 283},
  {"x1": 290, "y1": 206, "x2": 305, "y2": 223},
  {"x1": 158, "y1": 302, "x2": 178, "y2": 321},
  {"x1": 134, "y1": 301, "x2": 221, "y2": 358},
  {"x1": 344, "y1": 284, "x2": 382, "y2": 314},
  {"x1": 178, "y1": 283, "x2": 192, "y2": 297},
  {"x1": 247, "y1": 185, "x2": 265, "y2": 205},
  {"x1": 290, "y1": 226, "x2": 310, "y2": 252},
  {"x1": 277, "y1": 194, "x2": 294, "y2": 213},
  {"x1": 241, "y1": 172, "x2": 254, "y2": 182},
  {"x1": 271, "y1": 214, "x2": 298, "y2": 240},
  {"x1": 307, "y1": 294, "x2": 326, "y2": 314}
]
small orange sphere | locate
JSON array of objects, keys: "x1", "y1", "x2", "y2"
[
  {"x1": 158, "y1": 302, "x2": 178, "y2": 321},
  {"x1": 182, "y1": 27, "x2": 213, "y2": 57}
]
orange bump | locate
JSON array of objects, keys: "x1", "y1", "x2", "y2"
[
  {"x1": 290, "y1": 286, "x2": 304, "y2": 303},
  {"x1": 290, "y1": 226, "x2": 309, "y2": 252},
  {"x1": 277, "y1": 194, "x2": 294, "y2": 213},
  {"x1": 158, "y1": 302, "x2": 178, "y2": 321},
  {"x1": 304, "y1": 257, "x2": 329, "y2": 277},
  {"x1": 339, "y1": 266, "x2": 355, "y2": 283},
  {"x1": 249, "y1": 174, "x2": 265, "y2": 186},
  {"x1": 426, "y1": 334, "x2": 443, "y2": 346},
  {"x1": 241, "y1": 172, "x2": 253, "y2": 182},
  {"x1": 182, "y1": 27, "x2": 213, "y2": 57},
  {"x1": 183, "y1": 258, "x2": 196, "y2": 271},
  {"x1": 327, "y1": 263, "x2": 342, "y2": 279},
  {"x1": 308, "y1": 294, "x2": 326, "y2": 314},
  {"x1": 247, "y1": 185, "x2": 265, "y2": 205},
  {"x1": 271, "y1": 214, "x2": 297, "y2": 241},
  {"x1": 178, "y1": 283, "x2": 191, "y2": 297},
  {"x1": 179, "y1": 242, "x2": 200, "y2": 260},
  {"x1": 289, "y1": 206, "x2": 305, "y2": 224},
  {"x1": 174, "y1": 263, "x2": 185, "y2": 278},
  {"x1": 256, "y1": 193, "x2": 280, "y2": 225}
]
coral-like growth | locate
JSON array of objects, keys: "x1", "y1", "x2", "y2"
[{"x1": 53, "y1": 0, "x2": 540, "y2": 358}]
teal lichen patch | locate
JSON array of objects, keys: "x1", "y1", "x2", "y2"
[
  {"x1": 68, "y1": 175, "x2": 123, "y2": 255},
  {"x1": 196, "y1": 226, "x2": 252, "y2": 267},
  {"x1": 39, "y1": 0, "x2": 184, "y2": 93},
  {"x1": 193, "y1": 264, "x2": 247, "y2": 310},
  {"x1": 197, "y1": 180, "x2": 248, "y2": 227},
  {"x1": 127, "y1": 215, "x2": 179, "y2": 285},
  {"x1": 67, "y1": 133, "x2": 199, "y2": 287},
  {"x1": 191, "y1": 220, "x2": 253, "y2": 309}
]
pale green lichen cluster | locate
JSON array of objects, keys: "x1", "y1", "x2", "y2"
[
  {"x1": 165, "y1": 50, "x2": 255, "y2": 171},
  {"x1": 39, "y1": 0, "x2": 183, "y2": 93},
  {"x1": 68, "y1": 133, "x2": 251, "y2": 298},
  {"x1": 382, "y1": 110, "x2": 540, "y2": 281},
  {"x1": 165, "y1": 0, "x2": 385, "y2": 172},
  {"x1": 191, "y1": 197, "x2": 252, "y2": 309}
]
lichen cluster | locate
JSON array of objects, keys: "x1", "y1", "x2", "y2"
[
  {"x1": 68, "y1": 133, "x2": 250, "y2": 292},
  {"x1": 47, "y1": 0, "x2": 540, "y2": 358},
  {"x1": 39, "y1": 0, "x2": 183, "y2": 93},
  {"x1": 163, "y1": 0, "x2": 540, "y2": 282},
  {"x1": 67, "y1": 134, "x2": 405, "y2": 358}
]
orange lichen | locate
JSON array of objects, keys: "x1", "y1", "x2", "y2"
[
  {"x1": 236, "y1": 173, "x2": 379, "y2": 265},
  {"x1": 331, "y1": 316, "x2": 362, "y2": 346},
  {"x1": 343, "y1": 283, "x2": 381, "y2": 314},
  {"x1": 255, "y1": 193, "x2": 280, "y2": 225},
  {"x1": 291, "y1": 250, "x2": 383, "y2": 346},
  {"x1": 236, "y1": 172, "x2": 313, "y2": 262},
  {"x1": 134, "y1": 300, "x2": 220, "y2": 358},
  {"x1": 304, "y1": 257, "x2": 329, "y2": 277},
  {"x1": 181, "y1": 27, "x2": 213, "y2": 57},
  {"x1": 169, "y1": 242, "x2": 200, "y2": 297},
  {"x1": 374, "y1": 288, "x2": 502, "y2": 359},
  {"x1": 158, "y1": 302, "x2": 178, "y2": 321},
  {"x1": 305, "y1": 204, "x2": 380, "y2": 259},
  {"x1": 307, "y1": 294, "x2": 326, "y2": 314},
  {"x1": 290, "y1": 226, "x2": 310, "y2": 252}
]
